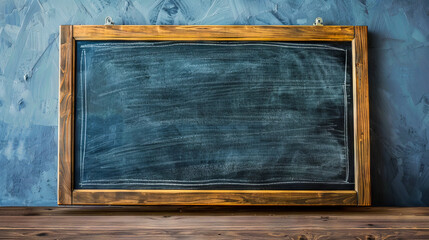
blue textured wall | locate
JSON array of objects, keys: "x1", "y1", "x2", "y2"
[{"x1": 0, "y1": 0, "x2": 428, "y2": 206}]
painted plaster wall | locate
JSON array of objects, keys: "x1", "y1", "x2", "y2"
[{"x1": 0, "y1": 0, "x2": 428, "y2": 206}]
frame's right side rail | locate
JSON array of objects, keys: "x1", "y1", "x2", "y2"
[{"x1": 353, "y1": 26, "x2": 371, "y2": 206}]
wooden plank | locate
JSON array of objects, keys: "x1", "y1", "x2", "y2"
[
  {"x1": 72, "y1": 190, "x2": 357, "y2": 206},
  {"x1": 1, "y1": 207, "x2": 429, "y2": 239},
  {"x1": 2, "y1": 229, "x2": 429, "y2": 240},
  {"x1": 2, "y1": 207, "x2": 429, "y2": 216},
  {"x1": 72, "y1": 25, "x2": 355, "y2": 41},
  {"x1": 58, "y1": 25, "x2": 74, "y2": 205},
  {"x1": 2, "y1": 212, "x2": 429, "y2": 230},
  {"x1": 353, "y1": 26, "x2": 371, "y2": 206}
]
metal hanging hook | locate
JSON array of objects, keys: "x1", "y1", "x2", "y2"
[
  {"x1": 313, "y1": 17, "x2": 323, "y2": 26},
  {"x1": 105, "y1": 16, "x2": 114, "y2": 25}
]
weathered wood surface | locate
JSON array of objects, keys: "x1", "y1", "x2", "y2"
[
  {"x1": 72, "y1": 25, "x2": 355, "y2": 41},
  {"x1": 0, "y1": 207, "x2": 428, "y2": 239}
]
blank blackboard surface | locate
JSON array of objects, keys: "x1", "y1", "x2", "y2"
[{"x1": 74, "y1": 41, "x2": 354, "y2": 190}]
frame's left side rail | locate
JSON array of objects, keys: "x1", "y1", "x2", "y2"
[{"x1": 58, "y1": 25, "x2": 74, "y2": 205}]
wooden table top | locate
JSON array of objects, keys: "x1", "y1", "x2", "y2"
[{"x1": 0, "y1": 207, "x2": 428, "y2": 239}]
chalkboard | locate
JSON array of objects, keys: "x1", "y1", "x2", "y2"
[{"x1": 74, "y1": 40, "x2": 354, "y2": 190}]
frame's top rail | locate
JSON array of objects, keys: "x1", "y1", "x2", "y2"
[{"x1": 70, "y1": 25, "x2": 356, "y2": 41}]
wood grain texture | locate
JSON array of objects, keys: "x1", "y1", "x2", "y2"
[
  {"x1": 0, "y1": 207, "x2": 429, "y2": 239},
  {"x1": 58, "y1": 25, "x2": 73, "y2": 205},
  {"x1": 72, "y1": 190, "x2": 357, "y2": 206},
  {"x1": 72, "y1": 25, "x2": 355, "y2": 41},
  {"x1": 353, "y1": 26, "x2": 371, "y2": 206},
  {"x1": 2, "y1": 229, "x2": 429, "y2": 240},
  {"x1": 2, "y1": 206, "x2": 429, "y2": 216}
]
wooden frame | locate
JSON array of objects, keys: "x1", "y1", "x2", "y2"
[{"x1": 59, "y1": 25, "x2": 370, "y2": 206}]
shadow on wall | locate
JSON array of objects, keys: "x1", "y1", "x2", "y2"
[{"x1": 369, "y1": 28, "x2": 429, "y2": 206}]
